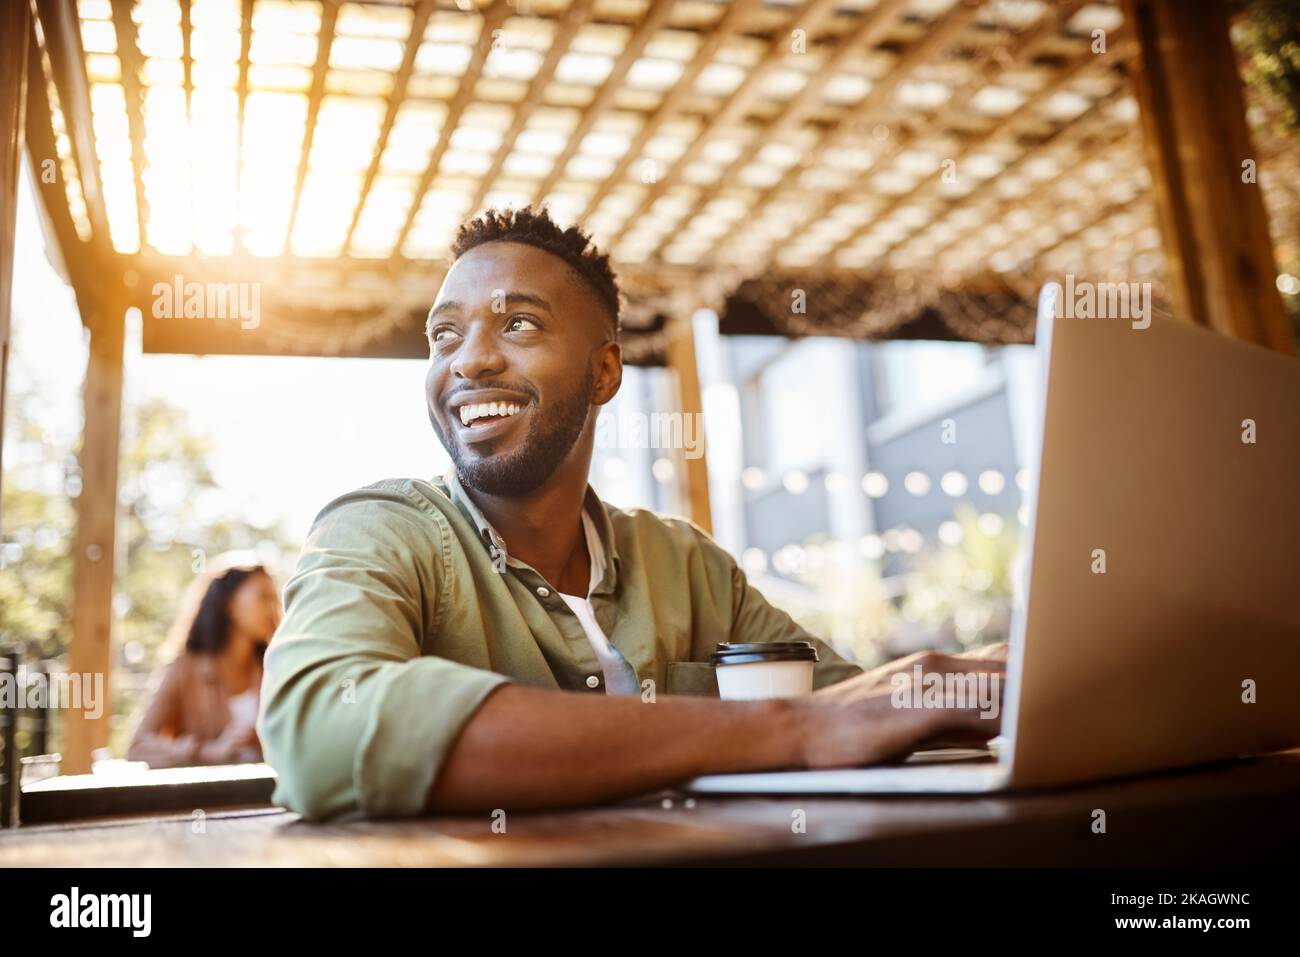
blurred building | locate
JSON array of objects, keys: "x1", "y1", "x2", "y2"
[{"x1": 704, "y1": 320, "x2": 1035, "y2": 580}]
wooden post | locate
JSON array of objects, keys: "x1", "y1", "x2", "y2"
[
  {"x1": 63, "y1": 302, "x2": 126, "y2": 773},
  {"x1": 0, "y1": 0, "x2": 31, "y2": 535},
  {"x1": 665, "y1": 314, "x2": 713, "y2": 534},
  {"x1": 1122, "y1": 0, "x2": 1294, "y2": 353}
]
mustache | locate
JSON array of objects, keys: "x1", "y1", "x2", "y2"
[{"x1": 444, "y1": 380, "x2": 540, "y2": 405}]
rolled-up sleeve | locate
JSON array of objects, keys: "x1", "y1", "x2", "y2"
[{"x1": 259, "y1": 485, "x2": 510, "y2": 821}]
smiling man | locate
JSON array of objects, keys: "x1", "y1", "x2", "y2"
[{"x1": 259, "y1": 207, "x2": 1003, "y2": 821}]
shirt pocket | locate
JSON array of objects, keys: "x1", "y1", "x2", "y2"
[{"x1": 664, "y1": 661, "x2": 719, "y2": 697}]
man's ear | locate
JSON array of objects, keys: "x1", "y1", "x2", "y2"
[{"x1": 592, "y1": 340, "x2": 623, "y2": 406}]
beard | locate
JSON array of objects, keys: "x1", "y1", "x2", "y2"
[{"x1": 434, "y1": 362, "x2": 595, "y2": 497}]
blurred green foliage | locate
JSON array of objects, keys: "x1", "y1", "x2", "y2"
[
  {"x1": 1236, "y1": 0, "x2": 1300, "y2": 137},
  {"x1": 769, "y1": 504, "x2": 1020, "y2": 669},
  {"x1": 1, "y1": 380, "x2": 296, "y2": 758}
]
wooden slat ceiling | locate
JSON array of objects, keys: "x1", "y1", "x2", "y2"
[{"x1": 30, "y1": 0, "x2": 1295, "y2": 358}]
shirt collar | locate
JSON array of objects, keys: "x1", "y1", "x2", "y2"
[{"x1": 443, "y1": 466, "x2": 620, "y2": 594}]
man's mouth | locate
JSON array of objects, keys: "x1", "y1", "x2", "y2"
[{"x1": 458, "y1": 401, "x2": 525, "y2": 428}]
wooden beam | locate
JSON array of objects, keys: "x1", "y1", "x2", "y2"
[
  {"x1": 110, "y1": 0, "x2": 149, "y2": 250},
  {"x1": 528, "y1": 0, "x2": 679, "y2": 209},
  {"x1": 0, "y1": 0, "x2": 31, "y2": 536},
  {"x1": 601, "y1": 0, "x2": 846, "y2": 250},
  {"x1": 282, "y1": 0, "x2": 338, "y2": 252},
  {"x1": 565, "y1": 0, "x2": 764, "y2": 221},
  {"x1": 25, "y1": 11, "x2": 105, "y2": 319},
  {"x1": 1033, "y1": 193, "x2": 1144, "y2": 261},
  {"x1": 341, "y1": 0, "x2": 436, "y2": 254},
  {"x1": 648, "y1": 0, "x2": 928, "y2": 261},
  {"x1": 128, "y1": 248, "x2": 707, "y2": 287},
  {"x1": 393, "y1": 0, "x2": 512, "y2": 258},
  {"x1": 34, "y1": 0, "x2": 112, "y2": 250},
  {"x1": 64, "y1": 301, "x2": 125, "y2": 774},
  {"x1": 824, "y1": 42, "x2": 1126, "y2": 265},
  {"x1": 1121, "y1": 0, "x2": 1293, "y2": 352},
  {"x1": 708, "y1": 0, "x2": 1084, "y2": 267},
  {"x1": 233, "y1": 0, "x2": 252, "y2": 251},
  {"x1": 179, "y1": 0, "x2": 195, "y2": 251},
  {"x1": 180, "y1": 0, "x2": 192, "y2": 114},
  {"x1": 463, "y1": 0, "x2": 597, "y2": 216},
  {"x1": 665, "y1": 315, "x2": 711, "y2": 533},
  {"x1": 918, "y1": 97, "x2": 1134, "y2": 263}
]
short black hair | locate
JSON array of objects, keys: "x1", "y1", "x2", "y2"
[{"x1": 450, "y1": 205, "x2": 621, "y2": 337}]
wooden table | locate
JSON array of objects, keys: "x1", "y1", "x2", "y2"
[{"x1": 3, "y1": 750, "x2": 1298, "y2": 866}]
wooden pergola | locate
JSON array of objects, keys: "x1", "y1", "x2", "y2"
[{"x1": 0, "y1": 0, "x2": 1293, "y2": 773}]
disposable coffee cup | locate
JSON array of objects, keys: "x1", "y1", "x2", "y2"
[{"x1": 711, "y1": 641, "x2": 818, "y2": 700}]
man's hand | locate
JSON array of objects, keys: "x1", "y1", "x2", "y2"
[
  {"x1": 793, "y1": 647, "x2": 1006, "y2": 769},
  {"x1": 850, "y1": 642, "x2": 1008, "y2": 693}
]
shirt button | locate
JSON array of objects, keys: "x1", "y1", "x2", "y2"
[
  {"x1": 586, "y1": 675, "x2": 600, "y2": 689},
  {"x1": 536, "y1": 586, "x2": 550, "y2": 598}
]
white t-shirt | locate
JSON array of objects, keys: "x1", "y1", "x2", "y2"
[
  {"x1": 226, "y1": 687, "x2": 259, "y2": 728},
  {"x1": 557, "y1": 510, "x2": 640, "y2": 694}
]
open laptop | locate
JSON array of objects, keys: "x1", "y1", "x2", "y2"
[{"x1": 685, "y1": 291, "x2": 1300, "y2": 795}]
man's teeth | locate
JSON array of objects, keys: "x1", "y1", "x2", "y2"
[{"x1": 459, "y1": 401, "x2": 523, "y2": 425}]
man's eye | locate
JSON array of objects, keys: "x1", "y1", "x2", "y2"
[
  {"x1": 507, "y1": 315, "x2": 540, "y2": 332},
  {"x1": 431, "y1": 327, "x2": 459, "y2": 344}
]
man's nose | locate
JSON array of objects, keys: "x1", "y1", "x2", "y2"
[{"x1": 450, "y1": 322, "x2": 506, "y2": 380}]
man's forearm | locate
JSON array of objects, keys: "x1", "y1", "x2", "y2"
[{"x1": 426, "y1": 684, "x2": 806, "y2": 814}]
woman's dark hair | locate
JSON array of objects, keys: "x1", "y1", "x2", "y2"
[{"x1": 185, "y1": 565, "x2": 269, "y2": 659}]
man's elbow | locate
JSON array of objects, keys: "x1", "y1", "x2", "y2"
[
  {"x1": 259, "y1": 687, "x2": 362, "y2": 822},
  {"x1": 269, "y1": 770, "x2": 354, "y2": 823}
]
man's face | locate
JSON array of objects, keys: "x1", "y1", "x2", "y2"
[{"x1": 425, "y1": 240, "x2": 620, "y2": 496}]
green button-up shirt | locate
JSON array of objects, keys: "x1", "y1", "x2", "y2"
[{"x1": 259, "y1": 470, "x2": 864, "y2": 821}]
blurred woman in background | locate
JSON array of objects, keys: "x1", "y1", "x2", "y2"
[{"x1": 127, "y1": 561, "x2": 281, "y2": 767}]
